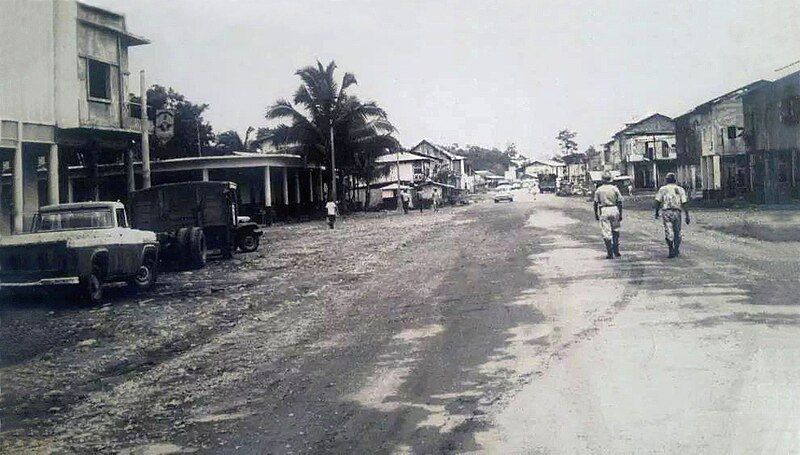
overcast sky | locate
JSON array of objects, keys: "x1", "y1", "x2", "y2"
[{"x1": 95, "y1": 0, "x2": 800, "y2": 159}]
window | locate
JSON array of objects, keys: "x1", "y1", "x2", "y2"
[
  {"x1": 88, "y1": 59, "x2": 111, "y2": 100},
  {"x1": 33, "y1": 209, "x2": 114, "y2": 232},
  {"x1": 727, "y1": 126, "x2": 738, "y2": 139},
  {"x1": 115, "y1": 208, "x2": 128, "y2": 228}
]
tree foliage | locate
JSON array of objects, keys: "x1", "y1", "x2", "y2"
[
  {"x1": 266, "y1": 60, "x2": 399, "y2": 202},
  {"x1": 448, "y1": 145, "x2": 512, "y2": 176},
  {"x1": 214, "y1": 130, "x2": 244, "y2": 155},
  {"x1": 556, "y1": 129, "x2": 578, "y2": 157},
  {"x1": 132, "y1": 85, "x2": 215, "y2": 160}
]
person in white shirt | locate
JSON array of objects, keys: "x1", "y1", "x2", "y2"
[{"x1": 325, "y1": 200, "x2": 338, "y2": 229}]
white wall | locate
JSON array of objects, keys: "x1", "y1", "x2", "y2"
[
  {"x1": 0, "y1": 0, "x2": 56, "y2": 125},
  {"x1": 0, "y1": 0, "x2": 80, "y2": 128}
]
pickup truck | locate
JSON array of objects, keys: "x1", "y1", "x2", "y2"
[{"x1": 0, "y1": 202, "x2": 159, "y2": 304}]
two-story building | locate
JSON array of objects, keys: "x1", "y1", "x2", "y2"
[
  {"x1": 674, "y1": 81, "x2": 769, "y2": 199},
  {"x1": 614, "y1": 113, "x2": 676, "y2": 189},
  {"x1": 742, "y1": 71, "x2": 800, "y2": 204},
  {"x1": 0, "y1": 0, "x2": 149, "y2": 234},
  {"x1": 520, "y1": 159, "x2": 566, "y2": 179}
]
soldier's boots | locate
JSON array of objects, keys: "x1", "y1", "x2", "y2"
[
  {"x1": 604, "y1": 239, "x2": 614, "y2": 259},
  {"x1": 674, "y1": 236, "x2": 681, "y2": 257},
  {"x1": 666, "y1": 239, "x2": 676, "y2": 258},
  {"x1": 612, "y1": 231, "x2": 621, "y2": 257}
]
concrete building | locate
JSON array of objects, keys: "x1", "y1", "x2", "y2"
[
  {"x1": 743, "y1": 71, "x2": 800, "y2": 204},
  {"x1": 12, "y1": 153, "x2": 327, "y2": 224},
  {"x1": 473, "y1": 170, "x2": 504, "y2": 189},
  {"x1": 363, "y1": 150, "x2": 442, "y2": 209},
  {"x1": 520, "y1": 159, "x2": 566, "y2": 179},
  {"x1": 357, "y1": 140, "x2": 474, "y2": 209},
  {"x1": 0, "y1": 0, "x2": 148, "y2": 234},
  {"x1": 614, "y1": 114, "x2": 676, "y2": 189},
  {"x1": 674, "y1": 81, "x2": 769, "y2": 199},
  {"x1": 406, "y1": 140, "x2": 473, "y2": 190}
]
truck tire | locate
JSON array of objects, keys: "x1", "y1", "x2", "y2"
[
  {"x1": 131, "y1": 254, "x2": 158, "y2": 291},
  {"x1": 237, "y1": 233, "x2": 259, "y2": 253},
  {"x1": 175, "y1": 227, "x2": 191, "y2": 269},
  {"x1": 187, "y1": 227, "x2": 207, "y2": 269}
]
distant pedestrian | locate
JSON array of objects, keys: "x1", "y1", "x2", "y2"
[
  {"x1": 593, "y1": 172, "x2": 623, "y2": 259},
  {"x1": 401, "y1": 189, "x2": 410, "y2": 214},
  {"x1": 531, "y1": 184, "x2": 540, "y2": 200},
  {"x1": 655, "y1": 172, "x2": 690, "y2": 258},
  {"x1": 432, "y1": 189, "x2": 440, "y2": 212},
  {"x1": 325, "y1": 199, "x2": 338, "y2": 229}
]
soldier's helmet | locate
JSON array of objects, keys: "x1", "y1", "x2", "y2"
[
  {"x1": 665, "y1": 172, "x2": 677, "y2": 183},
  {"x1": 602, "y1": 171, "x2": 613, "y2": 182}
]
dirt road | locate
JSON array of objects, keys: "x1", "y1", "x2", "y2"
[{"x1": 3, "y1": 192, "x2": 800, "y2": 453}]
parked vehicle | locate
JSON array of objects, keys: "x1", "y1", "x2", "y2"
[
  {"x1": 0, "y1": 202, "x2": 159, "y2": 304},
  {"x1": 538, "y1": 174, "x2": 557, "y2": 193},
  {"x1": 494, "y1": 186, "x2": 514, "y2": 203},
  {"x1": 129, "y1": 182, "x2": 262, "y2": 270}
]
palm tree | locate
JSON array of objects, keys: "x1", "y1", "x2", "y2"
[{"x1": 266, "y1": 61, "x2": 396, "y2": 203}]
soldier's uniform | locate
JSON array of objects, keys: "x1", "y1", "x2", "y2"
[
  {"x1": 594, "y1": 180, "x2": 623, "y2": 258},
  {"x1": 655, "y1": 180, "x2": 688, "y2": 257}
]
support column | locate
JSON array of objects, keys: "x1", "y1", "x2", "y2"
[
  {"x1": 201, "y1": 168, "x2": 209, "y2": 182},
  {"x1": 294, "y1": 169, "x2": 301, "y2": 204},
  {"x1": 48, "y1": 143, "x2": 59, "y2": 205},
  {"x1": 308, "y1": 169, "x2": 315, "y2": 202},
  {"x1": 125, "y1": 144, "x2": 136, "y2": 194},
  {"x1": 263, "y1": 166, "x2": 272, "y2": 207},
  {"x1": 317, "y1": 168, "x2": 324, "y2": 201},
  {"x1": 282, "y1": 167, "x2": 289, "y2": 205},
  {"x1": 652, "y1": 161, "x2": 658, "y2": 188},
  {"x1": 67, "y1": 177, "x2": 74, "y2": 203},
  {"x1": 12, "y1": 122, "x2": 23, "y2": 234},
  {"x1": 140, "y1": 70, "x2": 151, "y2": 189}
]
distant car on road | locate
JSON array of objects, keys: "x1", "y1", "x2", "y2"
[
  {"x1": 494, "y1": 187, "x2": 514, "y2": 203},
  {"x1": 0, "y1": 202, "x2": 159, "y2": 304}
]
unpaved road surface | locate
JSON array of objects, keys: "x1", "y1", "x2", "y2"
[{"x1": 3, "y1": 193, "x2": 800, "y2": 453}]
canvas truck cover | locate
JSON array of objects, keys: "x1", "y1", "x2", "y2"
[{"x1": 130, "y1": 182, "x2": 236, "y2": 233}]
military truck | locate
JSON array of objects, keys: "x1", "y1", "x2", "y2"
[
  {"x1": 0, "y1": 202, "x2": 159, "y2": 304},
  {"x1": 129, "y1": 181, "x2": 262, "y2": 270}
]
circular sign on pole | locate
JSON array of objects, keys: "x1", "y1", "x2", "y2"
[{"x1": 154, "y1": 110, "x2": 175, "y2": 144}]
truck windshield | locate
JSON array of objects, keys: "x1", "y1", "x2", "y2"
[{"x1": 33, "y1": 209, "x2": 115, "y2": 232}]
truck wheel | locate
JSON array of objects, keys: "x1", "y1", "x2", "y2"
[
  {"x1": 131, "y1": 255, "x2": 158, "y2": 291},
  {"x1": 188, "y1": 227, "x2": 207, "y2": 269},
  {"x1": 175, "y1": 227, "x2": 191, "y2": 269},
  {"x1": 80, "y1": 272, "x2": 103, "y2": 305},
  {"x1": 237, "y1": 233, "x2": 259, "y2": 253}
]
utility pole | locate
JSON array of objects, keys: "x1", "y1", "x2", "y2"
[
  {"x1": 329, "y1": 117, "x2": 337, "y2": 202},
  {"x1": 140, "y1": 70, "x2": 151, "y2": 189},
  {"x1": 396, "y1": 149, "x2": 402, "y2": 211},
  {"x1": 197, "y1": 118, "x2": 202, "y2": 157}
]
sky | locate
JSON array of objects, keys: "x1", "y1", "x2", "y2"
[{"x1": 95, "y1": 0, "x2": 800, "y2": 160}]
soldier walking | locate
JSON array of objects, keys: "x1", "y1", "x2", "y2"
[
  {"x1": 654, "y1": 172, "x2": 690, "y2": 258},
  {"x1": 593, "y1": 172, "x2": 623, "y2": 259}
]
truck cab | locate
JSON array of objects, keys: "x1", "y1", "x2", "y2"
[{"x1": 0, "y1": 202, "x2": 159, "y2": 304}]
